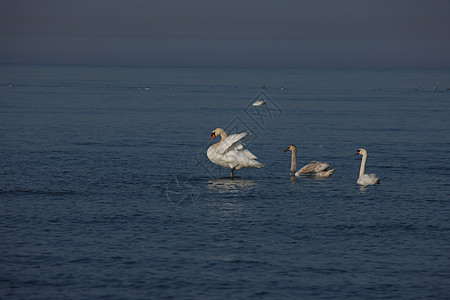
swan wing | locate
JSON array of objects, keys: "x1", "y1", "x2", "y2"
[
  {"x1": 207, "y1": 146, "x2": 229, "y2": 168},
  {"x1": 216, "y1": 131, "x2": 250, "y2": 155},
  {"x1": 227, "y1": 149, "x2": 264, "y2": 169},
  {"x1": 240, "y1": 149, "x2": 257, "y2": 160},
  {"x1": 357, "y1": 174, "x2": 380, "y2": 185},
  {"x1": 296, "y1": 161, "x2": 330, "y2": 175},
  {"x1": 208, "y1": 146, "x2": 264, "y2": 170}
]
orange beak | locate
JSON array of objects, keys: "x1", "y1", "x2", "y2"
[
  {"x1": 210, "y1": 133, "x2": 216, "y2": 141},
  {"x1": 354, "y1": 151, "x2": 360, "y2": 156}
]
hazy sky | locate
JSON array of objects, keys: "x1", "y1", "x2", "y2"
[{"x1": 1, "y1": 0, "x2": 449, "y2": 68}]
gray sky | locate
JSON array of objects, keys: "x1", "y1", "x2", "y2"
[{"x1": 1, "y1": 0, "x2": 449, "y2": 68}]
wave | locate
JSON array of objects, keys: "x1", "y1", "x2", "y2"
[{"x1": 0, "y1": 189, "x2": 79, "y2": 197}]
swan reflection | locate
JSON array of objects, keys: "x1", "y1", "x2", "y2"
[
  {"x1": 289, "y1": 174, "x2": 331, "y2": 185},
  {"x1": 207, "y1": 178, "x2": 258, "y2": 193}
]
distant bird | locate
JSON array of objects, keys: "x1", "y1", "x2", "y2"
[
  {"x1": 284, "y1": 145, "x2": 335, "y2": 177},
  {"x1": 354, "y1": 148, "x2": 380, "y2": 185},
  {"x1": 207, "y1": 128, "x2": 264, "y2": 178},
  {"x1": 252, "y1": 99, "x2": 266, "y2": 106}
]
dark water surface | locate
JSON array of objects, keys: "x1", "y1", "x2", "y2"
[{"x1": 1, "y1": 65, "x2": 450, "y2": 299}]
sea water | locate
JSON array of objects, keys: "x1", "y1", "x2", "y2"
[{"x1": 1, "y1": 64, "x2": 449, "y2": 299}]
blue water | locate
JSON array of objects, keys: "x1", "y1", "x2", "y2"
[{"x1": 1, "y1": 65, "x2": 450, "y2": 299}]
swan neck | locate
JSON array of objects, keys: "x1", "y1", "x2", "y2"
[
  {"x1": 359, "y1": 152, "x2": 367, "y2": 177},
  {"x1": 217, "y1": 130, "x2": 228, "y2": 146},
  {"x1": 290, "y1": 148, "x2": 297, "y2": 173}
]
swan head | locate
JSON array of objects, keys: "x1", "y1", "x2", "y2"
[
  {"x1": 354, "y1": 148, "x2": 367, "y2": 156},
  {"x1": 210, "y1": 128, "x2": 225, "y2": 141},
  {"x1": 284, "y1": 144, "x2": 297, "y2": 152}
]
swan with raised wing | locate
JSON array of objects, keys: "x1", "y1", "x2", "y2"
[
  {"x1": 354, "y1": 148, "x2": 380, "y2": 185},
  {"x1": 284, "y1": 145, "x2": 335, "y2": 177},
  {"x1": 207, "y1": 128, "x2": 265, "y2": 178}
]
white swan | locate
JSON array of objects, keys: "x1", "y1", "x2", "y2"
[
  {"x1": 207, "y1": 128, "x2": 265, "y2": 178},
  {"x1": 354, "y1": 148, "x2": 380, "y2": 185},
  {"x1": 252, "y1": 99, "x2": 266, "y2": 106},
  {"x1": 284, "y1": 145, "x2": 335, "y2": 177}
]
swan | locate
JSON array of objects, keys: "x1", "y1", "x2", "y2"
[
  {"x1": 284, "y1": 145, "x2": 335, "y2": 177},
  {"x1": 207, "y1": 128, "x2": 265, "y2": 178},
  {"x1": 354, "y1": 148, "x2": 380, "y2": 185},
  {"x1": 252, "y1": 99, "x2": 266, "y2": 106}
]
